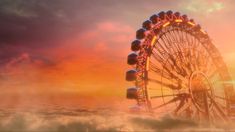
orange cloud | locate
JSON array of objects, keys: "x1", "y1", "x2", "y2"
[{"x1": 0, "y1": 21, "x2": 134, "y2": 100}]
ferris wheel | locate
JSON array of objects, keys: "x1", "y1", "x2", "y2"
[{"x1": 126, "y1": 11, "x2": 234, "y2": 123}]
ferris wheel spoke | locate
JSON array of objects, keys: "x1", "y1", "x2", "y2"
[
  {"x1": 149, "y1": 62, "x2": 162, "y2": 72},
  {"x1": 161, "y1": 33, "x2": 182, "y2": 62},
  {"x1": 196, "y1": 53, "x2": 203, "y2": 70},
  {"x1": 211, "y1": 103, "x2": 227, "y2": 122},
  {"x1": 208, "y1": 70, "x2": 219, "y2": 80},
  {"x1": 168, "y1": 31, "x2": 183, "y2": 57},
  {"x1": 188, "y1": 50, "x2": 197, "y2": 71},
  {"x1": 184, "y1": 51, "x2": 193, "y2": 72},
  {"x1": 175, "y1": 50, "x2": 192, "y2": 75},
  {"x1": 150, "y1": 94, "x2": 176, "y2": 99},
  {"x1": 154, "y1": 41, "x2": 168, "y2": 54},
  {"x1": 168, "y1": 56, "x2": 186, "y2": 76},
  {"x1": 191, "y1": 44, "x2": 200, "y2": 70},
  {"x1": 149, "y1": 61, "x2": 175, "y2": 80},
  {"x1": 184, "y1": 55, "x2": 194, "y2": 74},
  {"x1": 152, "y1": 96, "x2": 182, "y2": 110},
  {"x1": 156, "y1": 46, "x2": 178, "y2": 71},
  {"x1": 152, "y1": 50, "x2": 172, "y2": 67},
  {"x1": 199, "y1": 47, "x2": 209, "y2": 64},
  {"x1": 155, "y1": 39, "x2": 171, "y2": 56},
  {"x1": 180, "y1": 30, "x2": 188, "y2": 46},
  {"x1": 185, "y1": 34, "x2": 198, "y2": 71},
  {"x1": 155, "y1": 41, "x2": 187, "y2": 77},
  {"x1": 174, "y1": 54, "x2": 189, "y2": 77},
  {"x1": 206, "y1": 60, "x2": 215, "y2": 74},
  {"x1": 177, "y1": 28, "x2": 183, "y2": 39},
  {"x1": 171, "y1": 30, "x2": 186, "y2": 52},
  {"x1": 210, "y1": 79, "x2": 221, "y2": 86},
  {"x1": 151, "y1": 50, "x2": 166, "y2": 63},
  {"x1": 214, "y1": 95, "x2": 228, "y2": 101},
  {"x1": 163, "y1": 31, "x2": 180, "y2": 53},
  {"x1": 160, "y1": 34, "x2": 173, "y2": 52},
  {"x1": 162, "y1": 64, "x2": 188, "y2": 84},
  {"x1": 197, "y1": 50, "x2": 209, "y2": 71},
  {"x1": 184, "y1": 32, "x2": 192, "y2": 47},
  {"x1": 178, "y1": 30, "x2": 187, "y2": 44},
  {"x1": 191, "y1": 106, "x2": 200, "y2": 120},
  {"x1": 191, "y1": 33, "x2": 198, "y2": 48},
  {"x1": 148, "y1": 87, "x2": 172, "y2": 91},
  {"x1": 152, "y1": 45, "x2": 175, "y2": 67},
  {"x1": 159, "y1": 36, "x2": 181, "y2": 68},
  {"x1": 207, "y1": 94, "x2": 228, "y2": 121},
  {"x1": 175, "y1": 99, "x2": 192, "y2": 116},
  {"x1": 148, "y1": 78, "x2": 180, "y2": 90},
  {"x1": 172, "y1": 29, "x2": 182, "y2": 41},
  {"x1": 171, "y1": 29, "x2": 179, "y2": 42},
  {"x1": 187, "y1": 31, "x2": 194, "y2": 47},
  {"x1": 176, "y1": 51, "x2": 188, "y2": 71},
  {"x1": 149, "y1": 67, "x2": 161, "y2": 74},
  {"x1": 210, "y1": 107, "x2": 226, "y2": 123},
  {"x1": 179, "y1": 61, "x2": 191, "y2": 77},
  {"x1": 175, "y1": 60, "x2": 190, "y2": 77},
  {"x1": 149, "y1": 69, "x2": 171, "y2": 78},
  {"x1": 210, "y1": 109, "x2": 218, "y2": 123},
  {"x1": 215, "y1": 101, "x2": 226, "y2": 109},
  {"x1": 173, "y1": 98, "x2": 185, "y2": 115},
  {"x1": 149, "y1": 70, "x2": 172, "y2": 80},
  {"x1": 203, "y1": 56, "x2": 213, "y2": 73}
]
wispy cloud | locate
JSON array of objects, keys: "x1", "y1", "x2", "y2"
[
  {"x1": 181, "y1": 0, "x2": 225, "y2": 14},
  {"x1": 0, "y1": 109, "x2": 234, "y2": 132}
]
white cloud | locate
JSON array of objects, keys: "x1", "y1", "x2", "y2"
[{"x1": 181, "y1": 0, "x2": 224, "y2": 14}]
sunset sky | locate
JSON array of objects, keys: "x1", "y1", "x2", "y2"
[{"x1": 0, "y1": 0, "x2": 235, "y2": 108}]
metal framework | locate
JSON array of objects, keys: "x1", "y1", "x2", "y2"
[{"x1": 126, "y1": 11, "x2": 234, "y2": 123}]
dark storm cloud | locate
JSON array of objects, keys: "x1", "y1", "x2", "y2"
[
  {"x1": 0, "y1": 0, "x2": 81, "y2": 63},
  {"x1": 0, "y1": 0, "x2": 180, "y2": 46},
  {"x1": 0, "y1": 0, "x2": 77, "y2": 46},
  {"x1": 0, "y1": 0, "x2": 187, "y2": 66}
]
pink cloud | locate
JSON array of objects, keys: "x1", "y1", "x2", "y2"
[
  {"x1": 58, "y1": 21, "x2": 134, "y2": 57},
  {"x1": 96, "y1": 21, "x2": 134, "y2": 33}
]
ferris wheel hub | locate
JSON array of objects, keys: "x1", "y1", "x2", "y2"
[{"x1": 189, "y1": 71, "x2": 213, "y2": 112}]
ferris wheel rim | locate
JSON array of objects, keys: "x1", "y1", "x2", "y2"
[{"x1": 147, "y1": 25, "x2": 229, "y2": 117}]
